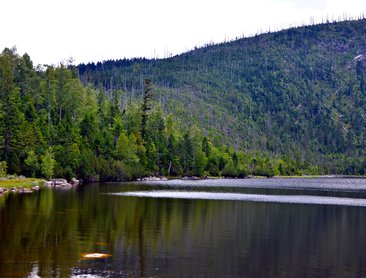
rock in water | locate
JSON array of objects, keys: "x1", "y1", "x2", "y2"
[{"x1": 71, "y1": 177, "x2": 80, "y2": 185}]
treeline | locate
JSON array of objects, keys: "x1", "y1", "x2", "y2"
[{"x1": 0, "y1": 48, "x2": 309, "y2": 181}]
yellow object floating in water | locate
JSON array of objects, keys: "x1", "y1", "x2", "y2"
[{"x1": 81, "y1": 253, "x2": 112, "y2": 259}]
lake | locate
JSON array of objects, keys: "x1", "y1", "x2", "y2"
[{"x1": 1, "y1": 178, "x2": 366, "y2": 277}]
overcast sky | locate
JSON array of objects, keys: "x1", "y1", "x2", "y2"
[{"x1": 1, "y1": 0, "x2": 365, "y2": 65}]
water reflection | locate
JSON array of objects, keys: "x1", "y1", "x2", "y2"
[
  {"x1": 111, "y1": 190, "x2": 366, "y2": 207},
  {"x1": 0, "y1": 180, "x2": 366, "y2": 277}
]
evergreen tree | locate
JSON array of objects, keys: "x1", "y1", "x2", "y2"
[
  {"x1": 222, "y1": 158, "x2": 237, "y2": 177},
  {"x1": 0, "y1": 48, "x2": 25, "y2": 172},
  {"x1": 141, "y1": 79, "x2": 155, "y2": 141}
]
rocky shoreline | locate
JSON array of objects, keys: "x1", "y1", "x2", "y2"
[
  {"x1": 0, "y1": 185, "x2": 40, "y2": 195},
  {"x1": 0, "y1": 177, "x2": 80, "y2": 196},
  {"x1": 0, "y1": 176, "x2": 42, "y2": 196},
  {"x1": 43, "y1": 178, "x2": 80, "y2": 189}
]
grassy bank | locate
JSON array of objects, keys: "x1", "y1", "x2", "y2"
[{"x1": 0, "y1": 178, "x2": 44, "y2": 189}]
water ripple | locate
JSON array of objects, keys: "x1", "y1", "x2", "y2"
[{"x1": 108, "y1": 191, "x2": 366, "y2": 207}]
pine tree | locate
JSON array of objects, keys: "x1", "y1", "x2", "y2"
[
  {"x1": 141, "y1": 79, "x2": 155, "y2": 141},
  {"x1": 0, "y1": 48, "x2": 25, "y2": 172}
]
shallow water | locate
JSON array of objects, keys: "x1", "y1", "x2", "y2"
[{"x1": 1, "y1": 178, "x2": 366, "y2": 277}]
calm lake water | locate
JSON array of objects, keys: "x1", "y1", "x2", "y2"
[{"x1": 1, "y1": 178, "x2": 366, "y2": 277}]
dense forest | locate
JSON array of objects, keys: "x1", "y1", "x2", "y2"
[
  {"x1": 79, "y1": 18, "x2": 366, "y2": 175},
  {"x1": 1, "y1": 19, "x2": 366, "y2": 181},
  {"x1": 0, "y1": 48, "x2": 303, "y2": 181}
]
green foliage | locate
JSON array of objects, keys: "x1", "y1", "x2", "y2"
[
  {"x1": 24, "y1": 150, "x2": 39, "y2": 177},
  {"x1": 110, "y1": 160, "x2": 132, "y2": 181},
  {"x1": 41, "y1": 148, "x2": 55, "y2": 179},
  {"x1": 0, "y1": 161, "x2": 7, "y2": 177},
  {"x1": 115, "y1": 132, "x2": 139, "y2": 164},
  {"x1": 0, "y1": 49, "x2": 25, "y2": 172},
  {"x1": 78, "y1": 148, "x2": 99, "y2": 181},
  {"x1": 141, "y1": 79, "x2": 155, "y2": 141},
  {"x1": 221, "y1": 158, "x2": 237, "y2": 178},
  {"x1": 193, "y1": 149, "x2": 207, "y2": 177}
]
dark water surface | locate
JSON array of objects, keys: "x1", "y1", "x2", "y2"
[{"x1": 1, "y1": 178, "x2": 366, "y2": 277}]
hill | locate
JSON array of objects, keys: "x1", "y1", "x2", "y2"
[
  {"x1": 78, "y1": 19, "x2": 366, "y2": 173},
  {"x1": 2, "y1": 47, "x2": 300, "y2": 180},
  {"x1": 1, "y1": 19, "x2": 366, "y2": 180}
]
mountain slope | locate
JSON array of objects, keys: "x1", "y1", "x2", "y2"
[{"x1": 78, "y1": 19, "x2": 366, "y2": 168}]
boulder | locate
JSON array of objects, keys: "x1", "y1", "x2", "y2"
[
  {"x1": 142, "y1": 176, "x2": 168, "y2": 181},
  {"x1": 51, "y1": 179, "x2": 68, "y2": 185},
  {"x1": 44, "y1": 181, "x2": 54, "y2": 187},
  {"x1": 55, "y1": 182, "x2": 72, "y2": 189},
  {"x1": 19, "y1": 188, "x2": 33, "y2": 194},
  {"x1": 70, "y1": 178, "x2": 80, "y2": 186}
]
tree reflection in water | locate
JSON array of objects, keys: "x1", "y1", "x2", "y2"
[{"x1": 0, "y1": 181, "x2": 366, "y2": 277}]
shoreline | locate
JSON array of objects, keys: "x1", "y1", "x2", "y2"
[
  {"x1": 0, "y1": 177, "x2": 43, "y2": 195},
  {"x1": 1, "y1": 174, "x2": 365, "y2": 193},
  {"x1": 135, "y1": 174, "x2": 366, "y2": 182}
]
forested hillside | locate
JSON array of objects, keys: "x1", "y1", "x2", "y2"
[
  {"x1": 0, "y1": 48, "x2": 303, "y2": 181},
  {"x1": 79, "y1": 19, "x2": 366, "y2": 174},
  {"x1": 1, "y1": 19, "x2": 366, "y2": 180}
]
